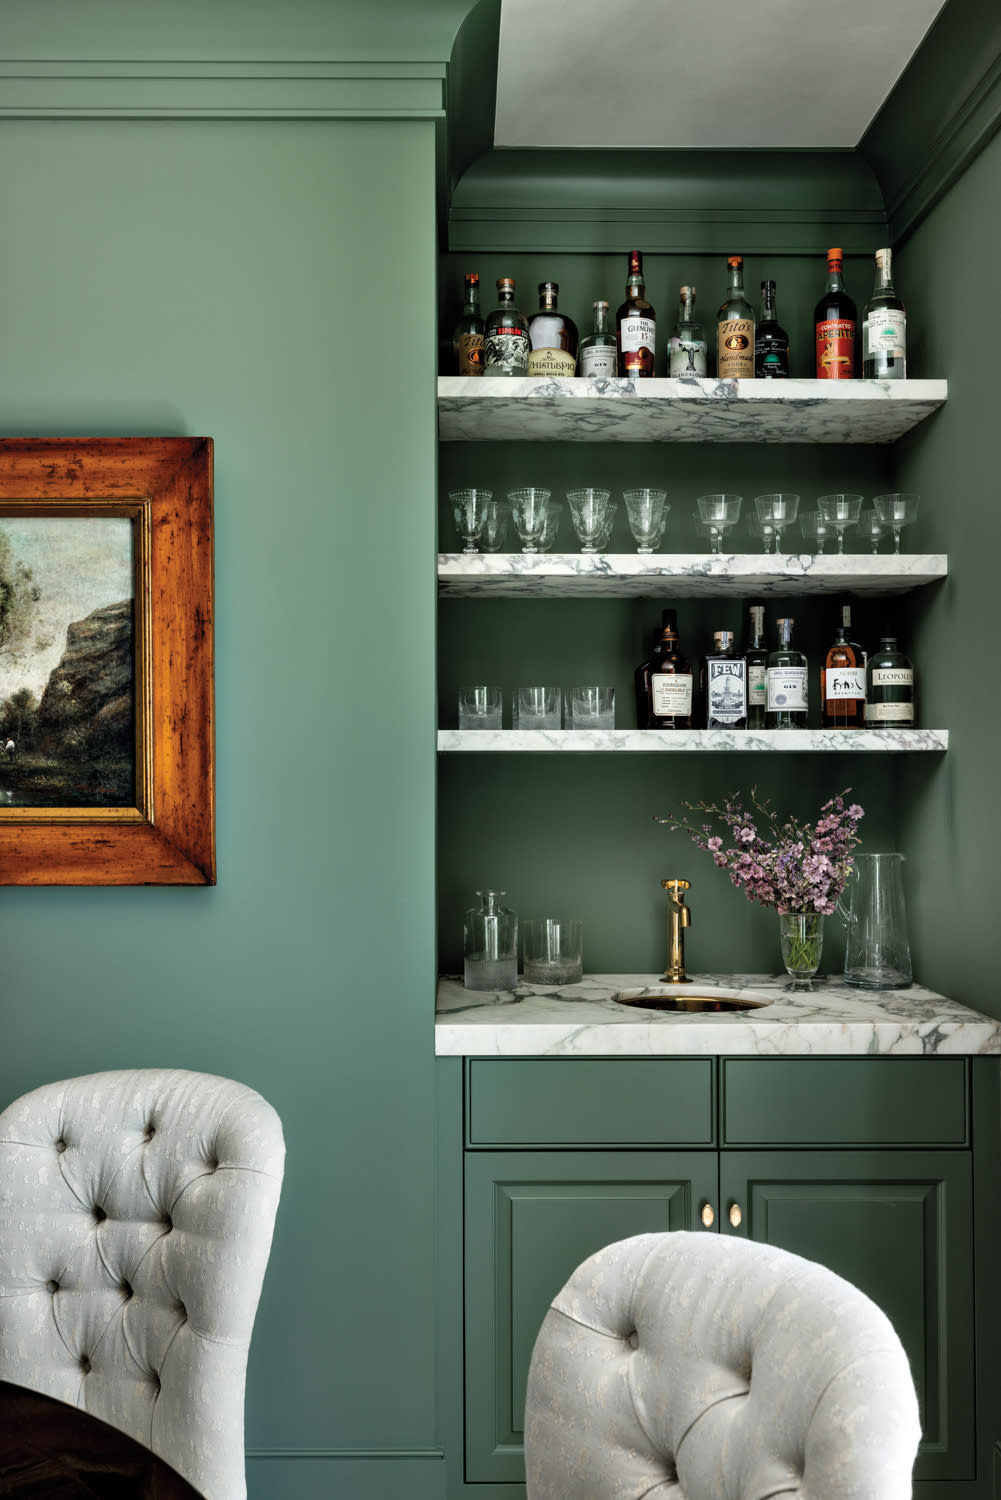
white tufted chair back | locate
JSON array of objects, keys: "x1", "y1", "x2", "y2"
[
  {"x1": 0, "y1": 1068, "x2": 285, "y2": 1500},
  {"x1": 524, "y1": 1231, "x2": 921, "y2": 1500}
]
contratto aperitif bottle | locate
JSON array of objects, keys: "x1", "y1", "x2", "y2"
[{"x1": 814, "y1": 248, "x2": 857, "y2": 379}]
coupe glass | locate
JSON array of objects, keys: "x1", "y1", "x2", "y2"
[
  {"x1": 872, "y1": 492, "x2": 921, "y2": 553},
  {"x1": 856, "y1": 509, "x2": 886, "y2": 554},
  {"x1": 798, "y1": 512, "x2": 831, "y2": 554},
  {"x1": 508, "y1": 488, "x2": 552, "y2": 553},
  {"x1": 696, "y1": 493, "x2": 742, "y2": 554},
  {"x1": 816, "y1": 492, "x2": 863, "y2": 554},
  {"x1": 479, "y1": 499, "x2": 511, "y2": 553},
  {"x1": 449, "y1": 488, "x2": 492, "y2": 553},
  {"x1": 753, "y1": 493, "x2": 799, "y2": 553},
  {"x1": 624, "y1": 488, "x2": 669, "y2": 552},
  {"x1": 566, "y1": 488, "x2": 612, "y2": 553}
]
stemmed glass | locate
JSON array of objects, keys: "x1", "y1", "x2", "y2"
[
  {"x1": 566, "y1": 488, "x2": 612, "y2": 553},
  {"x1": 856, "y1": 509, "x2": 886, "y2": 554},
  {"x1": 449, "y1": 488, "x2": 492, "y2": 553},
  {"x1": 507, "y1": 488, "x2": 551, "y2": 553},
  {"x1": 798, "y1": 512, "x2": 831, "y2": 554},
  {"x1": 872, "y1": 493, "x2": 921, "y2": 553},
  {"x1": 696, "y1": 493, "x2": 742, "y2": 554},
  {"x1": 479, "y1": 500, "x2": 511, "y2": 553},
  {"x1": 816, "y1": 493, "x2": 863, "y2": 554},
  {"x1": 624, "y1": 488, "x2": 669, "y2": 553},
  {"x1": 753, "y1": 493, "x2": 800, "y2": 553},
  {"x1": 537, "y1": 502, "x2": 564, "y2": 552},
  {"x1": 596, "y1": 503, "x2": 618, "y2": 550}
]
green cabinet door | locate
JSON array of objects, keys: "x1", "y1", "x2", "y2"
[
  {"x1": 463, "y1": 1148, "x2": 717, "y2": 1484},
  {"x1": 720, "y1": 1149, "x2": 974, "y2": 1486}
]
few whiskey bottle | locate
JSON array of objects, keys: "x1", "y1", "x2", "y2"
[
  {"x1": 866, "y1": 635, "x2": 915, "y2": 727},
  {"x1": 452, "y1": 272, "x2": 485, "y2": 376},
  {"x1": 668, "y1": 286, "x2": 707, "y2": 377},
  {"x1": 578, "y1": 300, "x2": 617, "y2": 378},
  {"x1": 754, "y1": 280, "x2": 789, "y2": 378},
  {"x1": 814, "y1": 248, "x2": 857, "y2": 379},
  {"x1": 766, "y1": 617, "x2": 808, "y2": 729},
  {"x1": 821, "y1": 605, "x2": 866, "y2": 728},
  {"x1": 862, "y1": 248, "x2": 907, "y2": 380},
  {"x1": 483, "y1": 277, "x2": 530, "y2": 377},
  {"x1": 743, "y1": 603, "x2": 769, "y2": 729},
  {"x1": 616, "y1": 251, "x2": 656, "y2": 378},
  {"x1": 717, "y1": 255, "x2": 755, "y2": 379},
  {"x1": 528, "y1": 281, "x2": 579, "y2": 377},
  {"x1": 702, "y1": 630, "x2": 748, "y2": 729},
  {"x1": 635, "y1": 609, "x2": 693, "y2": 728}
]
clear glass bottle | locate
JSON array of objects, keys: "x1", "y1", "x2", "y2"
[
  {"x1": 463, "y1": 889, "x2": 518, "y2": 991},
  {"x1": 483, "y1": 277, "x2": 530, "y2": 377},
  {"x1": 717, "y1": 255, "x2": 755, "y2": 379},
  {"x1": 754, "y1": 279, "x2": 789, "y2": 378},
  {"x1": 668, "y1": 286, "x2": 707, "y2": 377},
  {"x1": 702, "y1": 629, "x2": 748, "y2": 729},
  {"x1": 766, "y1": 617, "x2": 808, "y2": 728},
  {"x1": 743, "y1": 603, "x2": 769, "y2": 729},
  {"x1": 821, "y1": 604, "x2": 866, "y2": 728},
  {"x1": 616, "y1": 250, "x2": 656, "y2": 378},
  {"x1": 866, "y1": 635, "x2": 915, "y2": 726},
  {"x1": 635, "y1": 608, "x2": 693, "y2": 728},
  {"x1": 578, "y1": 300, "x2": 618, "y2": 378},
  {"x1": 814, "y1": 248, "x2": 857, "y2": 379},
  {"x1": 452, "y1": 272, "x2": 485, "y2": 376},
  {"x1": 527, "y1": 281, "x2": 579, "y2": 377},
  {"x1": 862, "y1": 248, "x2": 907, "y2": 380}
]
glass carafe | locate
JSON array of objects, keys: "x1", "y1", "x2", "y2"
[
  {"x1": 837, "y1": 853, "x2": 912, "y2": 989},
  {"x1": 464, "y1": 890, "x2": 518, "y2": 992}
]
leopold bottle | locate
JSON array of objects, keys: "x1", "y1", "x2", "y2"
[
  {"x1": 616, "y1": 250, "x2": 656, "y2": 377},
  {"x1": 668, "y1": 286, "x2": 707, "y2": 376},
  {"x1": 578, "y1": 300, "x2": 618, "y2": 378},
  {"x1": 635, "y1": 608, "x2": 693, "y2": 728},
  {"x1": 862, "y1": 248, "x2": 907, "y2": 379},
  {"x1": 717, "y1": 255, "x2": 755, "y2": 379},
  {"x1": 866, "y1": 635, "x2": 915, "y2": 726},
  {"x1": 766, "y1": 617, "x2": 808, "y2": 728},
  {"x1": 702, "y1": 630, "x2": 748, "y2": 729},
  {"x1": 463, "y1": 890, "x2": 518, "y2": 992},
  {"x1": 815, "y1": 248, "x2": 857, "y2": 379},
  {"x1": 528, "y1": 281, "x2": 579, "y2": 377},
  {"x1": 821, "y1": 605, "x2": 866, "y2": 728},
  {"x1": 483, "y1": 277, "x2": 530, "y2": 377},
  {"x1": 452, "y1": 272, "x2": 485, "y2": 376}
]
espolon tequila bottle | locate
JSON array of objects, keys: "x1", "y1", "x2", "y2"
[{"x1": 483, "y1": 278, "x2": 530, "y2": 377}]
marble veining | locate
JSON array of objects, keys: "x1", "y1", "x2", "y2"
[
  {"x1": 438, "y1": 377, "x2": 948, "y2": 445},
  {"x1": 438, "y1": 728, "x2": 948, "y2": 752},
  {"x1": 435, "y1": 973, "x2": 1000, "y2": 1056}
]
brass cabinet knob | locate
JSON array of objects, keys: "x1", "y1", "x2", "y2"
[
  {"x1": 728, "y1": 1202, "x2": 743, "y2": 1228},
  {"x1": 701, "y1": 1203, "x2": 715, "y2": 1228}
]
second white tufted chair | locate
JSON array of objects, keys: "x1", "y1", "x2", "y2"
[
  {"x1": 524, "y1": 1231, "x2": 921, "y2": 1499},
  {"x1": 0, "y1": 1068, "x2": 285, "y2": 1500}
]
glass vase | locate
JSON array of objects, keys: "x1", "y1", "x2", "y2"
[{"x1": 778, "y1": 911, "x2": 824, "y2": 991}]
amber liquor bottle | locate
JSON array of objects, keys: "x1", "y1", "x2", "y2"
[
  {"x1": 635, "y1": 609, "x2": 693, "y2": 728},
  {"x1": 814, "y1": 248, "x2": 857, "y2": 379},
  {"x1": 821, "y1": 605, "x2": 866, "y2": 728},
  {"x1": 716, "y1": 255, "x2": 755, "y2": 379},
  {"x1": 702, "y1": 630, "x2": 748, "y2": 729},
  {"x1": 616, "y1": 251, "x2": 656, "y2": 378},
  {"x1": 528, "y1": 282, "x2": 579, "y2": 377},
  {"x1": 452, "y1": 272, "x2": 485, "y2": 376}
]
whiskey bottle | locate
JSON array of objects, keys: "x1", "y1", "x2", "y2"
[
  {"x1": 578, "y1": 300, "x2": 617, "y2": 378},
  {"x1": 668, "y1": 286, "x2": 707, "y2": 377},
  {"x1": 754, "y1": 280, "x2": 789, "y2": 378},
  {"x1": 717, "y1": 255, "x2": 755, "y2": 379},
  {"x1": 616, "y1": 251, "x2": 656, "y2": 378},
  {"x1": 483, "y1": 277, "x2": 530, "y2": 377},
  {"x1": 814, "y1": 248, "x2": 857, "y2": 379},
  {"x1": 766, "y1": 617, "x2": 808, "y2": 729},
  {"x1": 702, "y1": 630, "x2": 748, "y2": 729},
  {"x1": 862, "y1": 248, "x2": 907, "y2": 380},
  {"x1": 821, "y1": 605, "x2": 866, "y2": 728},
  {"x1": 744, "y1": 603, "x2": 769, "y2": 729},
  {"x1": 635, "y1": 608, "x2": 693, "y2": 728},
  {"x1": 452, "y1": 272, "x2": 485, "y2": 376},
  {"x1": 528, "y1": 281, "x2": 579, "y2": 378},
  {"x1": 866, "y1": 635, "x2": 915, "y2": 727}
]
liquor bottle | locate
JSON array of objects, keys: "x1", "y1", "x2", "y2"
[
  {"x1": 744, "y1": 603, "x2": 769, "y2": 729},
  {"x1": 716, "y1": 255, "x2": 755, "y2": 379},
  {"x1": 821, "y1": 606, "x2": 866, "y2": 728},
  {"x1": 814, "y1": 248, "x2": 857, "y2": 379},
  {"x1": 452, "y1": 272, "x2": 485, "y2": 376},
  {"x1": 765, "y1": 617, "x2": 808, "y2": 729},
  {"x1": 668, "y1": 286, "x2": 707, "y2": 377},
  {"x1": 578, "y1": 300, "x2": 617, "y2": 378},
  {"x1": 483, "y1": 277, "x2": 530, "y2": 377},
  {"x1": 702, "y1": 630, "x2": 748, "y2": 729},
  {"x1": 866, "y1": 635, "x2": 915, "y2": 727},
  {"x1": 635, "y1": 608, "x2": 693, "y2": 728},
  {"x1": 862, "y1": 247, "x2": 907, "y2": 380},
  {"x1": 616, "y1": 250, "x2": 656, "y2": 378},
  {"x1": 754, "y1": 280, "x2": 789, "y2": 378},
  {"x1": 527, "y1": 281, "x2": 579, "y2": 378}
]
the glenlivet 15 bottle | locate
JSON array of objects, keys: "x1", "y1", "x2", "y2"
[
  {"x1": 717, "y1": 255, "x2": 755, "y2": 379},
  {"x1": 668, "y1": 286, "x2": 707, "y2": 377},
  {"x1": 452, "y1": 272, "x2": 485, "y2": 376},
  {"x1": 616, "y1": 251, "x2": 656, "y2": 378},
  {"x1": 527, "y1": 282, "x2": 579, "y2": 378},
  {"x1": 862, "y1": 248, "x2": 907, "y2": 380},
  {"x1": 821, "y1": 605, "x2": 866, "y2": 728},
  {"x1": 744, "y1": 603, "x2": 769, "y2": 729},
  {"x1": 815, "y1": 248, "x2": 857, "y2": 379},
  {"x1": 483, "y1": 277, "x2": 530, "y2": 377},
  {"x1": 766, "y1": 617, "x2": 808, "y2": 728},
  {"x1": 702, "y1": 630, "x2": 748, "y2": 729},
  {"x1": 866, "y1": 634, "x2": 915, "y2": 727},
  {"x1": 754, "y1": 279, "x2": 789, "y2": 377},
  {"x1": 578, "y1": 300, "x2": 617, "y2": 378},
  {"x1": 635, "y1": 608, "x2": 693, "y2": 728}
]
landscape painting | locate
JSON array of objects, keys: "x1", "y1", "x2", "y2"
[{"x1": 0, "y1": 516, "x2": 135, "y2": 809}]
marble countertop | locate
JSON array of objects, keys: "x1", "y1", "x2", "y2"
[{"x1": 435, "y1": 973, "x2": 1001, "y2": 1056}]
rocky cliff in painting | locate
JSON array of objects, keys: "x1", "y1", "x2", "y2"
[{"x1": 35, "y1": 599, "x2": 134, "y2": 758}]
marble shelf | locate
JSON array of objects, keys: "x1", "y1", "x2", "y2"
[
  {"x1": 435, "y1": 973, "x2": 1001, "y2": 1057},
  {"x1": 437, "y1": 376, "x2": 948, "y2": 445},
  {"x1": 438, "y1": 552, "x2": 947, "y2": 598},
  {"x1": 438, "y1": 728, "x2": 947, "y2": 752}
]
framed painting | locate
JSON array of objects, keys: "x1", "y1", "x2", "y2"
[{"x1": 0, "y1": 438, "x2": 214, "y2": 884}]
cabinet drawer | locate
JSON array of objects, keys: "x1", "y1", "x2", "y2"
[
  {"x1": 722, "y1": 1057, "x2": 969, "y2": 1147},
  {"x1": 466, "y1": 1058, "x2": 715, "y2": 1147}
]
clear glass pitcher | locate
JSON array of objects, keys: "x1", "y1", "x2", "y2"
[{"x1": 837, "y1": 853, "x2": 912, "y2": 989}]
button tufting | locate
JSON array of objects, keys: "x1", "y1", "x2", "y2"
[
  {"x1": 626, "y1": 1330, "x2": 639, "y2": 1350},
  {"x1": 93, "y1": 1206, "x2": 107, "y2": 1223},
  {"x1": 55, "y1": 1139, "x2": 67, "y2": 1154},
  {"x1": 46, "y1": 1280, "x2": 59, "y2": 1295},
  {"x1": 121, "y1": 1280, "x2": 133, "y2": 1299},
  {"x1": 176, "y1": 1301, "x2": 187, "y2": 1320},
  {"x1": 80, "y1": 1356, "x2": 91, "y2": 1375},
  {"x1": 162, "y1": 1215, "x2": 173, "y2": 1231},
  {"x1": 144, "y1": 1123, "x2": 156, "y2": 1142}
]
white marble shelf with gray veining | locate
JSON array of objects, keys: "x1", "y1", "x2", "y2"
[
  {"x1": 438, "y1": 552, "x2": 947, "y2": 598},
  {"x1": 435, "y1": 973, "x2": 1000, "y2": 1057},
  {"x1": 437, "y1": 376, "x2": 948, "y2": 445},
  {"x1": 438, "y1": 728, "x2": 948, "y2": 752}
]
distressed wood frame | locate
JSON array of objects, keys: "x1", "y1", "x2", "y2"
[{"x1": 0, "y1": 437, "x2": 214, "y2": 885}]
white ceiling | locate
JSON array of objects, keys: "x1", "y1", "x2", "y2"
[{"x1": 493, "y1": 0, "x2": 948, "y2": 150}]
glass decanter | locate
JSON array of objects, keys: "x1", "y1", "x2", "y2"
[{"x1": 463, "y1": 890, "x2": 518, "y2": 992}]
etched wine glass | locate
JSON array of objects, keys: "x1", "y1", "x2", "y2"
[
  {"x1": 449, "y1": 488, "x2": 492, "y2": 553},
  {"x1": 753, "y1": 493, "x2": 800, "y2": 553},
  {"x1": 872, "y1": 492, "x2": 921, "y2": 553},
  {"x1": 816, "y1": 492, "x2": 863, "y2": 554},
  {"x1": 507, "y1": 487, "x2": 552, "y2": 553},
  {"x1": 566, "y1": 487, "x2": 612, "y2": 553},
  {"x1": 537, "y1": 501, "x2": 564, "y2": 552},
  {"x1": 479, "y1": 499, "x2": 511, "y2": 553},
  {"x1": 595, "y1": 503, "x2": 618, "y2": 550},
  {"x1": 624, "y1": 488, "x2": 669, "y2": 552},
  {"x1": 798, "y1": 512, "x2": 831, "y2": 554},
  {"x1": 856, "y1": 509, "x2": 886, "y2": 554},
  {"x1": 696, "y1": 493, "x2": 742, "y2": 553}
]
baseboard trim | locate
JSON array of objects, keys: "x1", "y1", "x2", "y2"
[{"x1": 245, "y1": 1448, "x2": 446, "y2": 1500}]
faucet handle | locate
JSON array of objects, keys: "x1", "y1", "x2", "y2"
[{"x1": 661, "y1": 878, "x2": 691, "y2": 895}]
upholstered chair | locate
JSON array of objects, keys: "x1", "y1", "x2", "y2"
[
  {"x1": 524, "y1": 1230, "x2": 921, "y2": 1500},
  {"x1": 0, "y1": 1068, "x2": 285, "y2": 1500}
]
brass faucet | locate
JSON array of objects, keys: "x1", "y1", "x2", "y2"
[{"x1": 661, "y1": 879, "x2": 692, "y2": 982}]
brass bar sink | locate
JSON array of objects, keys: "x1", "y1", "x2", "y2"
[{"x1": 612, "y1": 986, "x2": 769, "y2": 1013}]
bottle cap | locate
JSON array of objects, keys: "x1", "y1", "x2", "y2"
[
  {"x1": 497, "y1": 276, "x2": 515, "y2": 290},
  {"x1": 728, "y1": 255, "x2": 743, "y2": 268},
  {"x1": 714, "y1": 630, "x2": 735, "y2": 648},
  {"x1": 761, "y1": 279, "x2": 776, "y2": 293},
  {"x1": 827, "y1": 248, "x2": 843, "y2": 267},
  {"x1": 539, "y1": 281, "x2": 559, "y2": 294},
  {"x1": 593, "y1": 299, "x2": 608, "y2": 310},
  {"x1": 465, "y1": 272, "x2": 479, "y2": 285},
  {"x1": 661, "y1": 607, "x2": 678, "y2": 632},
  {"x1": 680, "y1": 285, "x2": 695, "y2": 298},
  {"x1": 628, "y1": 250, "x2": 644, "y2": 272}
]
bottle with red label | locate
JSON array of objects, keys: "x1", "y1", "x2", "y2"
[
  {"x1": 616, "y1": 251, "x2": 656, "y2": 378},
  {"x1": 814, "y1": 248, "x2": 857, "y2": 379}
]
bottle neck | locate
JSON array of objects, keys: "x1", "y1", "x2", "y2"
[
  {"x1": 873, "y1": 253, "x2": 895, "y2": 295},
  {"x1": 826, "y1": 262, "x2": 845, "y2": 292},
  {"x1": 497, "y1": 287, "x2": 514, "y2": 307},
  {"x1": 679, "y1": 290, "x2": 695, "y2": 323},
  {"x1": 539, "y1": 288, "x2": 558, "y2": 311},
  {"x1": 728, "y1": 265, "x2": 744, "y2": 295},
  {"x1": 761, "y1": 287, "x2": 776, "y2": 320},
  {"x1": 592, "y1": 303, "x2": 609, "y2": 334},
  {"x1": 463, "y1": 282, "x2": 480, "y2": 313},
  {"x1": 627, "y1": 274, "x2": 645, "y2": 300},
  {"x1": 777, "y1": 619, "x2": 794, "y2": 647},
  {"x1": 748, "y1": 607, "x2": 766, "y2": 647}
]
